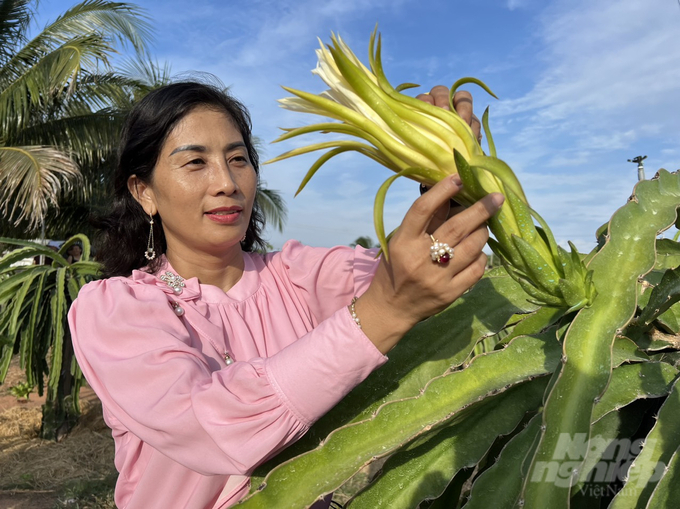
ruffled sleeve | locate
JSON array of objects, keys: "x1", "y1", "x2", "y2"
[{"x1": 268, "y1": 240, "x2": 380, "y2": 324}]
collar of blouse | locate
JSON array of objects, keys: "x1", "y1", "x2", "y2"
[{"x1": 130, "y1": 258, "x2": 237, "y2": 365}]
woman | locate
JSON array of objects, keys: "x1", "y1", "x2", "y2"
[
  {"x1": 68, "y1": 81, "x2": 503, "y2": 509},
  {"x1": 65, "y1": 243, "x2": 82, "y2": 263}
]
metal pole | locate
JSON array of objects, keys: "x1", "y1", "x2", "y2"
[
  {"x1": 628, "y1": 155, "x2": 647, "y2": 182},
  {"x1": 39, "y1": 220, "x2": 45, "y2": 265}
]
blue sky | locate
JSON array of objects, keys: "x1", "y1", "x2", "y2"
[{"x1": 42, "y1": 0, "x2": 680, "y2": 251}]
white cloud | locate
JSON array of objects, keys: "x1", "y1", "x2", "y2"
[
  {"x1": 479, "y1": 0, "x2": 680, "y2": 252},
  {"x1": 496, "y1": 0, "x2": 680, "y2": 135},
  {"x1": 507, "y1": 0, "x2": 533, "y2": 11}
]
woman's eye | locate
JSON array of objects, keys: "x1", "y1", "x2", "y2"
[{"x1": 231, "y1": 155, "x2": 249, "y2": 165}]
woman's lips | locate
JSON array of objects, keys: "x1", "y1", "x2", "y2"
[{"x1": 205, "y1": 209, "x2": 242, "y2": 224}]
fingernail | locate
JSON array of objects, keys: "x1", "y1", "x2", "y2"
[
  {"x1": 491, "y1": 193, "x2": 505, "y2": 207},
  {"x1": 451, "y1": 174, "x2": 463, "y2": 187}
]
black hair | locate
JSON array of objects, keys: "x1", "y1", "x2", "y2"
[{"x1": 94, "y1": 80, "x2": 266, "y2": 277}]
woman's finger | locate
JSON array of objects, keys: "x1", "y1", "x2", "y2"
[
  {"x1": 427, "y1": 200, "x2": 451, "y2": 234},
  {"x1": 449, "y1": 203, "x2": 466, "y2": 217},
  {"x1": 471, "y1": 114, "x2": 482, "y2": 142},
  {"x1": 428, "y1": 85, "x2": 451, "y2": 110},
  {"x1": 415, "y1": 92, "x2": 435, "y2": 106},
  {"x1": 428, "y1": 223, "x2": 488, "y2": 275},
  {"x1": 420, "y1": 183, "x2": 466, "y2": 219},
  {"x1": 401, "y1": 175, "x2": 463, "y2": 237},
  {"x1": 416, "y1": 87, "x2": 479, "y2": 136},
  {"x1": 434, "y1": 192, "x2": 504, "y2": 246},
  {"x1": 447, "y1": 225, "x2": 489, "y2": 270},
  {"x1": 453, "y1": 90, "x2": 473, "y2": 125},
  {"x1": 448, "y1": 252, "x2": 488, "y2": 292}
]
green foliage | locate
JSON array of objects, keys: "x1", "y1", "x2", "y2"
[
  {"x1": 55, "y1": 474, "x2": 117, "y2": 509},
  {"x1": 0, "y1": 0, "x2": 153, "y2": 234},
  {"x1": 8, "y1": 380, "x2": 33, "y2": 400},
  {"x1": 236, "y1": 170, "x2": 680, "y2": 509},
  {"x1": 350, "y1": 236, "x2": 378, "y2": 249},
  {"x1": 0, "y1": 234, "x2": 100, "y2": 439},
  {"x1": 256, "y1": 185, "x2": 287, "y2": 233}
]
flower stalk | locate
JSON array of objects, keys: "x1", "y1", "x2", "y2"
[{"x1": 267, "y1": 28, "x2": 595, "y2": 311}]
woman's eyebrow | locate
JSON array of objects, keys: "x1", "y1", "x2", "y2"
[
  {"x1": 169, "y1": 142, "x2": 246, "y2": 156},
  {"x1": 169, "y1": 144, "x2": 206, "y2": 156},
  {"x1": 224, "y1": 141, "x2": 247, "y2": 152}
]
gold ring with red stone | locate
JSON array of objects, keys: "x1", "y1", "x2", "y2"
[{"x1": 430, "y1": 235, "x2": 454, "y2": 264}]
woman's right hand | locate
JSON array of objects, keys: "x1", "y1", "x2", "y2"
[{"x1": 355, "y1": 175, "x2": 504, "y2": 354}]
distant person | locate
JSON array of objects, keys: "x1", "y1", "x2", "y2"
[{"x1": 65, "y1": 243, "x2": 82, "y2": 264}]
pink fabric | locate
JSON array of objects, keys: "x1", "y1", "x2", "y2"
[{"x1": 68, "y1": 241, "x2": 387, "y2": 509}]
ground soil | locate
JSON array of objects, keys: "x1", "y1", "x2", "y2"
[{"x1": 0, "y1": 357, "x2": 115, "y2": 509}]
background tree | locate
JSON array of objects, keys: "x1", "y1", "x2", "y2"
[
  {"x1": 0, "y1": 35, "x2": 288, "y2": 240},
  {"x1": 0, "y1": 0, "x2": 152, "y2": 440},
  {"x1": 350, "y1": 236, "x2": 378, "y2": 249},
  {"x1": 0, "y1": 0, "x2": 152, "y2": 238}
]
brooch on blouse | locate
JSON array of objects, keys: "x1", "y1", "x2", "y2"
[
  {"x1": 160, "y1": 271, "x2": 185, "y2": 295},
  {"x1": 160, "y1": 271, "x2": 233, "y2": 366}
]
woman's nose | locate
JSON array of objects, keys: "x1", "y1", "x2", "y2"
[{"x1": 212, "y1": 161, "x2": 239, "y2": 195}]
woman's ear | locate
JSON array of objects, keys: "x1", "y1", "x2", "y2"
[{"x1": 128, "y1": 175, "x2": 157, "y2": 216}]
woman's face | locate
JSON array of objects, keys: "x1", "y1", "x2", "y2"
[{"x1": 130, "y1": 105, "x2": 257, "y2": 259}]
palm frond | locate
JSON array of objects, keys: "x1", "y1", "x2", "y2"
[
  {"x1": 5, "y1": 0, "x2": 151, "y2": 66},
  {"x1": 119, "y1": 57, "x2": 172, "y2": 91},
  {"x1": 45, "y1": 71, "x2": 138, "y2": 115},
  {"x1": 0, "y1": 155, "x2": 116, "y2": 240},
  {"x1": 16, "y1": 109, "x2": 124, "y2": 167},
  {"x1": 256, "y1": 185, "x2": 287, "y2": 232},
  {"x1": 68, "y1": 71, "x2": 138, "y2": 109},
  {"x1": 48, "y1": 0, "x2": 153, "y2": 55},
  {"x1": 0, "y1": 144, "x2": 81, "y2": 230},
  {"x1": 0, "y1": 34, "x2": 113, "y2": 135},
  {"x1": 0, "y1": 192, "x2": 107, "y2": 239},
  {"x1": 0, "y1": 0, "x2": 153, "y2": 95},
  {"x1": 0, "y1": 0, "x2": 32, "y2": 63}
]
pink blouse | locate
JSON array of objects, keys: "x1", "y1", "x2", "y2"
[{"x1": 68, "y1": 241, "x2": 387, "y2": 509}]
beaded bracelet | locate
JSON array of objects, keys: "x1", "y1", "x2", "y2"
[{"x1": 349, "y1": 296, "x2": 362, "y2": 329}]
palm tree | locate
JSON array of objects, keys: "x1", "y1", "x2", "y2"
[
  {"x1": 351, "y1": 236, "x2": 378, "y2": 249},
  {"x1": 0, "y1": 0, "x2": 152, "y2": 235},
  {"x1": 0, "y1": 1, "x2": 287, "y2": 239},
  {"x1": 0, "y1": 0, "x2": 152, "y2": 440},
  {"x1": 256, "y1": 184, "x2": 287, "y2": 233},
  {"x1": 251, "y1": 137, "x2": 287, "y2": 234}
]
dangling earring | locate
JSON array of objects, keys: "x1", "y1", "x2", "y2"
[
  {"x1": 241, "y1": 233, "x2": 247, "y2": 243},
  {"x1": 144, "y1": 214, "x2": 156, "y2": 260}
]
